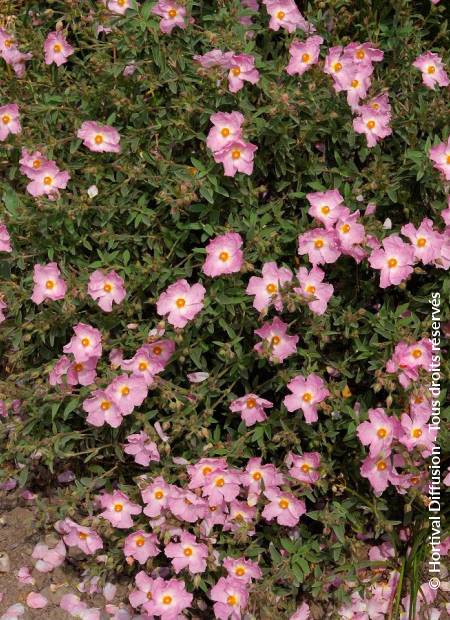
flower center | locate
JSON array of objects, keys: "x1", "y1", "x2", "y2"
[
  {"x1": 377, "y1": 428, "x2": 387, "y2": 439},
  {"x1": 135, "y1": 536, "x2": 145, "y2": 547},
  {"x1": 235, "y1": 566, "x2": 246, "y2": 576},
  {"x1": 43, "y1": 176, "x2": 53, "y2": 185},
  {"x1": 162, "y1": 595, "x2": 172, "y2": 605},
  {"x1": 33, "y1": 159, "x2": 41, "y2": 168},
  {"x1": 301, "y1": 53, "x2": 310, "y2": 63},
  {"x1": 183, "y1": 547, "x2": 193, "y2": 556},
  {"x1": 279, "y1": 498, "x2": 289, "y2": 509},
  {"x1": 411, "y1": 349, "x2": 422, "y2": 358},
  {"x1": 351, "y1": 79, "x2": 359, "y2": 88},
  {"x1": 356, "y1": 50, "x2": 365, "y2": 60},
  {"x1": 371, "y1": 103, "x2": 380, "y2": 110},
  {"x1": 417, "y1": 238, "x2": 426, "y2": 247},
  {"x1": 367, "y1": 120, "x2": 376, "y2": 130},
  {"x1": 1, "y1": 115, "x2": 11, "y2": 125},
  {"x1": 121, "y1": 386, "x2": 130, "y2": 396},
  {"x1": 410, "y1": 476, "x2": 419, "y2": 485},
  {"x1": 412, "y1": 428, "x2": 422, "y2": 438},
  {"x1": 276, "y1": 10, "x2": 285, "y2": 19},
  {"x1": 53, "y1": 43, "x2": 62, "y2": 53},
  {"x1": 446, "y1": 155, "x2": 450, "y2": 164},
  {"x1": 221, "y1": 127, "x2": 230, "y2": 137},
  {"x1": 314, "y1": 239, "x2": 324, "y2": 249},
  {"x1": 138, "y1": 362, "x2": 148, "y2": 371},
  {"x1": 78, "y1": 532, "x2": 88, "y2": 540},
  {"x1": 215, "y1": 477, "x2": 225, "y2": 487},
  {"x1": 94, "y1": 134, "x2": 103, "y2": 145},
  {"x1": 415, "y1": 396, "x2": 423, "y2": 404},
  {"x1": 219, "y1": 251, "x2": 229, "y2": 262},
  {"x1": 266, "y1": 283, "x2": 277, "y2": 294},
  {"x1": 176, "y1": 297, "x2": 186, "y2": 308},
  {"x1": 387, "y1": 258, "x2": 397, "y2": 268},
  {"x1": 301, "y1": 463, "x2": 311, "y2": 473},
  {"x1": 306, "y1": 284, "x2": 316, "y2": 294},
  {"x1": 74, "y1": 363, "x2": 84, "y2": 372},
  {"x1": 231, "y1": 149, "x2": 241, "y2": 160},
  {"x1": 376, "y1": 460, "x2": 387, "y2": 471},
  {"x1": 4, "y1": 39, "x2": 14, "y2": 48},
  {"x1": 232, "y1": 67, "x2": 241, "y2": 76},
  {"x1": 227, "y1": 595, "x2": 238, "y2": 606},
  {"x1": 81, "y1": 337, "x2": 90, "y2": 347},
  {"x1": 147, "y1": 592, "x2": 153, "y2": 600},
  {"x1": 114, "y1": 503, "x2": 123, "y2": 512},
  {"x1": 118, "y1": 0, "x2": 126, "y2": 5},
  {"x1": 168, "y1": 8, "x2": 177, "y2": 18},
  {"x1": 427, "y1": 65, "x2": 436, "y2": 74},
  {"x1": 246, "y1": 398, "x2": 256, "y2": 409},
  {"x1": 100, "y1": 401, "x2": 111, "y2": 411},
  {"x1": 341, "y1": 223, "x2": 351, "y2": 233},
  {"x1": 153, "y1": 345, "x2": 162, "y2": 355},
  {"x1": 302, "y1": 392, "x2": 312, "y2": 402},
  {"x1": 271, "y1": 335, "x2": 280, "y2": 346},
  {"x1": 155, "y1": 490, "x2": 164, "y2": 499},
  {"x1": 45, "y1": 279, "x2": 55, "y2": 289},
  {"x1": 252, "y1": 471, "x2": 262, "y2": 481},
  {"x1": 334, "y1": 62, "x2": 342, "y2": 72},
  {"x1": 202, "y1": 466, "x2": 212, "y2": 476},
  {"x1": 103, "y1": 283, "x2": 112, "y2": 292},
  {"x1": 321, "y1": 205, "x2": 330, "y2": 214}
]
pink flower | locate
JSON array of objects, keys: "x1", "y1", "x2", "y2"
[
  {"x1": 32, "y1": 540, "x2": 66, "y2": 572},
  {"x1": 148, "y1": 577, "x2": 193, "y2": 618},
  {"x1": 401, "y1": 218, "x2": 443, "y2": 264},
  {"x1": 413, "y1": 51, "x2": 449, "y2": 89},
  {"x1": 142, "y1": 477, "x2": 171, "y2": 517},
  {"x1": 341, "y1": 66, "x2": 373, "y2": 109},
  {"x1": 17, "y1": 566, "x2": 35, "y2": 585},
  {"x1": 19, "y1": 148, "x2": 52, "y2": 178},
  {"x1": 0, "y1": 298, "x2": 7, "y2": 323},
  {"x1": 105, "y1": 375, "x2": 148, "y2": 415},
  {"x1": 368, "y1": 235, "x2": 414, "y2": 288},
  {"x1": 26, "y1": 161, "x2": 70, "y2": 197},
  {"x1": 386, "y1": 339, "x2": 432, "y2": 388},
  {"x1": 227, "y1": 54, "x2": 260, "y2": 93},
  {"x1": 120, "y1": 347, "x2": 164, "y2": 385},
  {"x1": 429, "y1": 137, "x2": 450, "y2": 181},
  {"x1": 246, "y1": 261, "x2": 293, "y2": 312},
  {"x1": 210, "y1": 576, "x2": 249, "y2": 620},
  {"x1": 324, "y1": 46, "x2": 350, "y2": 91},
  {"x1": 77, "y1": 121, "x2": 121, "y2": 153},
  {"x1": 241, "y1": 457, "x2": 285, "y2": 499},
  {"x1": 145, "y1": 338, "x2": 176, "y2": 365},
  {"x1": 360, "y1": 453, "x2": 394, "y2": 496},
  {"x1": 167, "y1": 487, "x2": 207, "y2": 522},
  {"x1": 60, "y1": 593, "x2": 100, "y2": 618},
  {"x1": 98, "y1": 490, "x2": 142, "y2": 528},
  {"x1": 60, "y1": 519, "x2": 103, "y2": 555},
  {"x1": 357, "y1": 408, "x2": 397, "y2": 457},
  {"x1": 223, "y1": 557, "x2": 262, "y2": 583},
  {"x1": 0, "y1": 104, "x2": 21, "y2": 141},
  {"x1": 63, "y1": 323, "x2": 102, "y2": 362},
  {"x1": 262, "y1": 487, "x2": 306, "y2": 526},
  {"x1": 297, "y1": 228, "x2": 341, "y2": 264},
  {"x1": 0, "y1": 223, "x2": 12, "y2": 252},
  {"x1": 151, "y1": 1, "x2": 187, "y2": 34},
  {"x1": 202, "y1": 468, "x2": 241, "y2": 505},
  {"x1": 187, "y1": 457, "x2": 228, "y2": 489},
  {"x1": 398, "y1": 413, "x2": 437, "y2": 453},
  {"x1": 224, "y1": 501, "x2": 256, "y2": 534},
  {"x1": 206, "y1": 111, "x2": 244, "y2": 153},
  {"x1": 124, "y1": 530, "x2": 159, "y2": 564},
  {"x1": 353, "y1": 108, "x2": 392, "y2": 148},
  {"x1": 0, "y1": 29, "x2": 31, "y2": 77},
  {"x1": 286, "y1": 451, "x2": 321, "y2": 484},
  {"x1": 156, "y1": 278, "x2": 206, "y2": 328},
  {"x1": 129, "y1": 571, "x2": 155, "y2": 612},
  {"x1": 31, "y1": 262, "x2": 67, "y2": 304},
  {"x1": 124, "y1": 431, "x2": 160, "y2": 466},
  {"x1": 263, "y1": 0, "x2": 313, "y2": 34},
  {"x1": 294, "y1": 266, "x2": 333, "y2": 315},
  {"x1": 43, "y1": 31, "x2": 74, "y2": 66},
  {"x1": 87, "y1": 269, "x2": 126, "y2": 311},
  {"x1": 66, "y1": 357, "x2": 98, "y2": 386},
  {"x1": 214, "y1": 140, "x2": 258, "y2": 177},
  {"x1": 343, "y1": 42, "x2": 384, "y2": 66},
  {"x1": 230, "y1": 393, "x2": 273, "y2": 426},
  {"x1": 283, "y1": 373, "x2": 329, "y2": 423},
  {"x1": 286, "y1": 35, "x2": 323, "y2": 76},
  {"x1": 26, "y1": 593, "x2": 48, "y2": 609},
  {"x1": 306, "y1": 189, "x2": 348, "y2": 229},
  {"x1": 254, "y1": 316, "x2": 299, "y2": 363},
  {"x1": 83, "y1": 389, "x2": 123, "y2": 427},
  {"x1": 202, "y1": 232, "x2": 244, "y2": 277},
  {"x1": 290, "y1": 602, "x2": 310, "y2": 620},
  {"x1": 335, "y1": 210, "x2": 366, "y2": 261},
  {"x1": 194, "y1": 49, "x2": 233, "y2": 68},
  {"x1": 107, "y1": 0, "x2": 133, "y2": 15},
  {"x1": 165, "y1": 531, "x2": 208, "y2": 574}
]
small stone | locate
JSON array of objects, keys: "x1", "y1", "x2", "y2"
[{"x1": 0, "y1": 552, "x2": 11, "y2": 572}]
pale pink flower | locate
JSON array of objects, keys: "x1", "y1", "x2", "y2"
[
  {"x1": 26, "y1": 161, "x2": 70, "y2": 197},
  {"x1": 26, "y1": 593, "x2": 48, "y2": 609},
  {"x1": 366, "y1": 92, "x2": 391, "y2": 116},
  {"x1": 142, "y1": 477, "x2": 171, "y2": 517},
  {"x1": 357, "y1": 408, "x2": 397, "y2": 457},
  {"x1": 156, "y1": 278, "x2": 206, "y2": 328},
  {"x1": 214, "y1": 140, "x2": 258, "y2": 177},
  {"x1": 144, "y1": 338, "x2": 176, "y2": 364},
  {"x1": 335, "y1": 210, "x2": 366, "y2": 261},
  {"x1": 283, "y1": 373, "x2": 329, "y2": 423},
  {"x1": 17, "y1": 566, "x2": 35, "y2": 585},
  {"x1": 263, "y1": 0, "x2": 313, "y2": 34},
  {"x1": 83, "y1": 389, "x2": 123, "y2": 427},
  {"x1": 165, "y1": 531, "x2": 208, "y2": 574},
  {"x1": 167, "y1": 486, "x2": 207, "y2": 522},
  {"x1": 324, "y1": 46, "x2": 350, "y2": 92},
  {"x1": 297, "y1": 228, "x2": 341, "y2": 264},
  {"x1": 32, "y1": 540, "x2": 66, "y2": 572},
  {"x1": 123, "y1": 431, "x2": 160, "y2": 466},
  {"x1": 341, "y1": 66, "x2": 373, "y2": 109},
  {"x1": 413, "y1": 51, "x2": 449, "y2": 89},
  {"x1": 223, "y1": 557, "x2": 262, "y2": 583},
  {"x1": 294, "y1": 266, "x2": 333, "y2": 315},
  {"x1": 124, "y1": 530, "x2": 159, "y2": 564},
  {"x1": 429, "y1": 137, "x2": 450, "y2": 181},
  {"x1": 286, "y1": 35, "x2": 323, "y2": 76},
  {"x1": 246, "y1": 261, "x2": 293, "y2": 312},
  {"x1": 401, "y1": 218, "x2": 443, "y2": 264},
  {"x1": 202, "y1": 232, "x2": 244, "y2": 277},
  {"x1": 98, "y1": 490, "x2": 142, "y2": 528},
  {"x1": 290, "y1": 602, "x2": 311, "y2": 620},
  {"x1": 194, "y1": 49, "x2": 233, "y2": 68},
  {"x1": 360, "y1": 453, "x2": 394, "y2": 496},
  {"x1": 241, "y1": 457, "x2": 285, "y2": 499},
  {"x1": 31, "y1": 262, "x2": 67, "y2": 304},
  {"x1": 105, "y1": 374, "x2": 148, "y2": 415},
  {"x1": 77, "y1": 121, "x2": 121, "y2": 153},
  {"x1": 44, "y1": 31, "x2": 74, "y2": 66},
  {"x1": 306, "y1": 189, "x2": 348, "y2": 229},
  {"x1": 229, "y1": 393, "x2": 273, "y2": 426},
  {"x1": 386, "y1": 339, "x2": 432, "y2": 388},
  {"x1": 61, "y1": 519, "x2": 103, "y2": 555},
  {"x1": 343, "y1": 42, "x2": 384, "y2": 66},
  {"x1": 206, "y1": 111, "x2": 244, "y2": 153},
  {"x1": 398, "y1": 413, "x2": 437, "y2": 454},
  {"x1": 202, "y1": 469, "x2": 241, "y2": 505},
  {"x1": 368, "y1": 235, "x2": 414, "y2": 288},
  {"x1": 151, "y1": 1, "x2": 187, "y2": 34},
  {"x1": 262, "y1": 487, "x2": 306, "y2": 526},
  {"x1": 87, "y1": 269, "x2": 126, "y2": 311},
  {"x1": 227, "y1": 53, "x2": 260, "y2": 93},
  {"x1": 187, "y1": 457, "x2": 228, "y2": 489},
  {"x1": 107, "y1": 0, "x2": 133, "y2": 15},
  {"x1": 254, "y1": 316, "x2": 299, "y2": 363},
  {"x1": 0, "y1": 223, "x2": 12, "y2": 252},
  {"x1": 66, "y1": 357, "x2": 98, "y2": 386},
  {"x1": 224, "y1": 500, "x2": 256, "y2": 534},
  {"x1": 353, "y1": 109, "x2": 392, "y2": 148},
  {"x1": 63, "y1": 323, "x2": 102, "y2": 362},
  {"x1": 286, "y1": 451, "x2": 321, "y2": 484},
  {"x1": 129, "y1": 571, "x2": 155, "y2": 613},
  {"x1": 0, "y1": 104, "x2": 21, "y2": 141},
  {"x1": 148, "y1": 577, "x2": 193, "y2": 618},
  {"x1": 210, "y1": 576, "x2": 249, "y2": 620},
  {"x1": 121, "y1": 347, "x2": 164, "y2": 385},
  {"x1": 19, "y1": 148, "x2": 52, "y2": 178}
]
